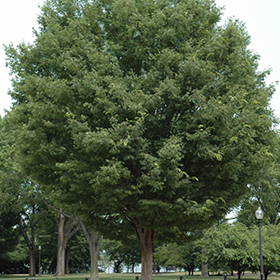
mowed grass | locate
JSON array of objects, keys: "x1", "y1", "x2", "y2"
[{"x1": 1, "y1": 273, "x2": 279, "y2": 280}]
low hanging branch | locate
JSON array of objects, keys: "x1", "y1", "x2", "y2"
[{"x1": 41, "y1": 198, "x2": 79, "y2": 221}]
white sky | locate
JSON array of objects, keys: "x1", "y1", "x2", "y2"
[
  {"x1": 0, "y1": 0, "x2": 279, "y2": 125},
  {"x1": 0, "y1": 0, "x2": 45, "y2": 117}
]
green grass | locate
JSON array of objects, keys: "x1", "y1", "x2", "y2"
[
  {"x1": 1, "y1": 273, "x2": 278, "y2": 280},
  {"x1": 0, "y1": 275, "x2": 200, "y2": 280},
  {"x1": 1, "y1": 274, "x2": 194, "y2": 280}
]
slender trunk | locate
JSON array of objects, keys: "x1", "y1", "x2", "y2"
[
  {"x1": 17, "y1": 210, "x2": 36, "y2": 277},
  {"x1": 79, "y1": 218, "x2": 102, "y2": 280},
  {"x1": 56, "y1": 211, "x2": 65, "y2": 276},
  {"x1": 29, "y1": 244, "x2": 36, "y2": 277},
  {"x1": 153, "y1": 261, "x2": 156, "y2": 273},
  {"x1": 65, "y1": 247, "x2": 70, "y2": 274},
  {"x1": 201, "y1": 230, "x2": 208, "y2": 277},
  {"x1": 114, "y1": 260, "x2": 124, "y2": 273},
  {"x1": 30, "y1": 205, "x2": 36, "y2": 277}
]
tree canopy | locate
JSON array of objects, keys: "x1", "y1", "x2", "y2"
[
  {"x1": 201, "y1": 222, "x2": 280, "y2": 280},
  {"x1": 4, "y1": 0, "x2": 279, "y2": 279},
  {"x1": 201, "y1": 222, "x2": 257, "y2": 279}
]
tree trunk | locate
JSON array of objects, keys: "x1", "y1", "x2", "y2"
[
  {"x1": 134, "y1": 226, "x2": 157, "y2": 280},
  {"x1": 114, "y1": 260, "x2": 124, "y2": 273},
  {"x1": 65, "y1": 247, "x2": 70, "y2": 274},
  {"x1": 56, "y1": 211, "x2": 65, "y2": 276},
  {"x1": 140, "y1": 237, "x2": 153, "y2": 280},
  {"x1": 17, "y1": 209, "x2": 36, "y2": 277},
  {"x1": 201, "y1": 263, "x2": 208, "y2": 277},
  {"x1": 201, "y1": 230, "x2": 208, "y2": 277},
  {"x1": 29, "y1": 244, "x2": 36, "y2": 277},
  {"x1": 237, "y1": 271, "x2": 242, "y2": 280},
  {"x1": 153, "y1": 261, "x2": 156, "y2": 273},
  {"x1": 79, "y1": 218, "x2": 102, "y2": 280},
  {"x1": 264, "y1": 270, "x2": 270, "y2": 280},
  {"x1": 30, "y1": 206, "x2": 36, "y2": 277},
  {"x1": 89, "y1": 233, "x2": 102, "y2": 280},
  {"x1": 56, "y1": 210, "x2": 80, "y2": 276}
]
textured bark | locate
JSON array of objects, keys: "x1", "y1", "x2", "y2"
[
  {"x1": 90, "y1": 233, "x2": 102, "y2": 280},
  {"x1": 133, "y1": 224, "x2": 157, "y2": 280},
  {"x1": 141, "y1": 245, "x2": 153, "y2": 280},
  {"x1": 56, "y1": 211, "x2": 65, "y2": 276},
  {"x1": 201, "y1": 229, "x2": 208, "y2": 278},
  {"x1": 201, "y1": 247, "x2": 208, "y2": 277},
  {"x1": 201, "y1": 263, "x2": 208, "y2": 277}
]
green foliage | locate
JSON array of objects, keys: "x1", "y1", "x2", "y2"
[
  {"x1": 67, "y1": 229, "x2": 91, "y2": 272},
  {"x1": 0, "y1": 212, "x2": 25, "y2": 272},
  {"x1": 4, "y1": 1, "x2": 279, "y2": 274},
  {"x1": 154, "y1": 242, "x2": 200, "y2": 274},
  {"x1": 201, "y1": 222, "x2": 280, "y2": 279},
  {"x1": 237, "y1": 149, "x2": 280, "y2": 227},
  {"x1": 201, "y1": 223, "x2": 257, "y2": 277},
  {"x1": 251, "y1": 224, "x2": 280, "y2": 279},
  {"x1": 0, "y1": 212, "x2": 18, "y2": 256},
  {"x1": 0, "y1": 118, "x2": 57, "y2": 276},
  {"x1": 101, "y1": 238, "x2": 141, "y2": 273}
]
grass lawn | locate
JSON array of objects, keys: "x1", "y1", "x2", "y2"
[{"x1": 1, "y1": 273, "x2": 279, "y2": 280}]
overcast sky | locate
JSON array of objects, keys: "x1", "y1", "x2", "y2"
[{"x1": 1, "y1": 0, "x2": 279, "y2": 124}]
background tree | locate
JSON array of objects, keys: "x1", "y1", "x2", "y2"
[
  {"x1": 122, "y1": 240, "x2": 142, "y2": 273},
  {"x1": 5, "y1": 0, "x2": 279, "y2": 279},
  {"x1": 237, "y1": 170, "x2": 279, "y2": 226},
  {"x1": 201, "y1": 222, "x2": 257, "y2": 280},
  {"x1": 101, "y1": 238, "x2": 141, "y2": 273},
  {"x1": 0, "y1": 118, "x2": 45, "y2": 277},
  {"x1": 42, "y1": 196, "x2": 102, "y2": 280},
  {"x1": 42, "y1": 193, "x2": 102, "y2": 280},
  {"x1": 237, "y1": 136, "x2": 280, "y2": 227},
  {"x1": 256, "y1": 225, "x2": 280, "y2": 280},
  {"x1": 65, "y1": 228, "x2": 91, "y2": 274},
  {"x1": 202, "y1": 222, "x2": 280, "y2": 280},
  {"x1": 35, "y1": 205, "x2": 58, "y2": 274},
  {"x1": 0, "y1": 117, "x2": 83, "y2": 276},
  {"x1": 154, "y1": 242, "x2": 200, "y2": 274},
  {"x1": 0, "y1": 211, "x2": 24, "y2": 273}
]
